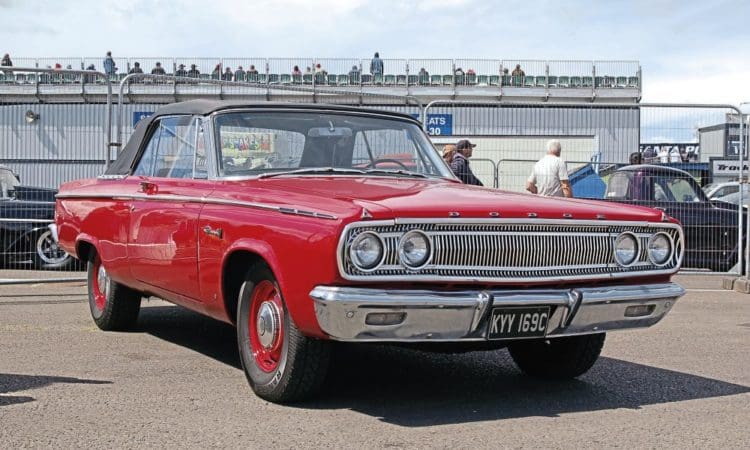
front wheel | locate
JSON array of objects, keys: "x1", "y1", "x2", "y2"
[
  {"x1": 508, "y1": 333, "x2": 605, "y2": 379},
  {"x1": 237, "y1": 265, "x2": 331, "y2": 403},
  {"x1": 87, "y1": 251, "x2": 141, "y2": 331}
]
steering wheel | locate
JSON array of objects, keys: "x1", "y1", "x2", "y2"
[{"x1": 364, "y1": 158, "x2": 410, "y2": 171}]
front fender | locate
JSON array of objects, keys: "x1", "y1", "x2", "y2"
[{"x1": 219, "y1": 237, "x2": 328, "y2": 338}]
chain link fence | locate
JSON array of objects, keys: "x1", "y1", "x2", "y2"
[
  {"x1": 425, "y1": 101, "x2": 746, "y2": 274},
  {"x1": 1, "y1": 72, "x2": 746, "y2": 280}
]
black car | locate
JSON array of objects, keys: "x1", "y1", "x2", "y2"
[
  {"x1": 602, "y1": 165, "x2": 743, "y2": 271},
  {"x1": 1, "y1": 165, "x2": 73, "y2": 269}
]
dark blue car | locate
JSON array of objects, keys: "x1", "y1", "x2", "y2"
[
  {"x1": 602, "y1": 165, "x2": 743, "y2": 272},
  {"x1": 1, "y1": 165, "x2": 73, "y2": 269}
]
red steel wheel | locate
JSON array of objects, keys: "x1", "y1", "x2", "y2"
[
  {"x1": 237, "y1": 264, "x2": 331, "y2": 403},
  {"x1": 86, "y1": 250, "x2": 141, "y2": 331},
  {"x1": 248, "y1": 280, "x2": 285, "y2": 373},
  {"x1": 90, "y1": 255, "x2": 109, "y2": 315}
]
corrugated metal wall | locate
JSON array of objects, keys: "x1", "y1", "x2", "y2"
[
  {"x1": 0, "y1": 102, "x2": 638, "y2": 189},
  {"x1": 0, "y1": 103, "x2": 161, "y2": 188}
]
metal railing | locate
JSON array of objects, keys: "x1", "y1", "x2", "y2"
[
  {"x1": 1, "y1": 57, "x2": 641, "y2": 89},
  {"x1": 114, "y1": 73, "x2": 423, "y2": 154}
]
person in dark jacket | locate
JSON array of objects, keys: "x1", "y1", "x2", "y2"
[
  {"x1": 222, "y1": 67, "x2": 233, "y2": 81},
  {"x1": 450, "y1": 139, "x2": 483, "y2": 186},
  {"x1": 1, "y1": 53, "x2": 13, "y2": 76},
  {"x1": 128, "y1": 62, "x2": 143, "y2": 74},
  {"x1": 234, "y1": 65, "x2": 246, "y2": 81},
  {"x1": 175, "y1": 64, "x2": 188, "y2": 77},
  {"x1": 187, "y1": 64, "x2": 200, "y2": 78},
  {"x1": 151, "y1": 62, "x2": 166, "y2": 75}
]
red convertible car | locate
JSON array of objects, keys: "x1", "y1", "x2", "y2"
[{"x1": 56, "y1": 100, "x2": 685, "y2": 402}]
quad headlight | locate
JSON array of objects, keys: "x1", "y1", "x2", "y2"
[
  {"x1": 648, "y1": 232, "x2": 673, "y2": 266},
  {"x1": 349, "y1": 231, "x2": 384, "y2": 271},
  {"x1": 614, "y1": 232, "x2": 639, "y2": 266},
  {"x1": 398, "y1": 230, "x2": 432, "y2": 270}
]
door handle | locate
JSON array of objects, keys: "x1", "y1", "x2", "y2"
[
  {"x1": 139, "y1": 181, "x2": 158, "y2": 195},
  {"x1": 202, "y1": 225, "x2": 223, "y2": 239}
]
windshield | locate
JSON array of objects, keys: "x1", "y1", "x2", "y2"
[{"x1": 213, "y1": 111, "x2": 453, "y2": 179}]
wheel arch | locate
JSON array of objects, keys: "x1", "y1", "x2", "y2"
[
  {"x1": 221, "y1": 242, "x2": 285, "y2": 326},
  {"x1": 75, "y1": 236, "x2": 98, "y2": 262}
]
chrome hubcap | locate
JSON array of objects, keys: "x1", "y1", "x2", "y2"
[
  {"x1": 256, "y1": 301, "x2": 280, "y2": 349},
  {"x1": 97, "y1": 265, "x2": 110, "y2": 298}
]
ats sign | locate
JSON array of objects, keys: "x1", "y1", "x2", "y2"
[{"x1": 411, "y1": 113, "x2": 453, "y2": 136}]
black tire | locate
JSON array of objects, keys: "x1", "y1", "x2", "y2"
[
  {"x1": 32, "y1": 229, "x2": 73, "y2": 270},
  {"x1": 508, "y1": 333, "x2": 605, "y2": 379},
  {"x1": 236, "y1": 264, "x2": 331, "y2": 403},
  {"x1": 87, "y1": 251, "x2": 141, "y2": 331}
]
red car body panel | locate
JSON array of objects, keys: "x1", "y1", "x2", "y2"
[{"x1": 56, "y1": 174, "x2": 671, "y2": 339}]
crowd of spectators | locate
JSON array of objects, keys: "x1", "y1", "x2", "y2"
[{"x1": 0, "y1": 51, "x2": 636, "y2": 90}]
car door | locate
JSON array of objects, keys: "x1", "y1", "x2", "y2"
[
  {"x1": 128, "y1": 115, "x2": 213, "y2": 301},
  {"x1": 651, "y1": 176, "x2": 737, "y2": 270}
]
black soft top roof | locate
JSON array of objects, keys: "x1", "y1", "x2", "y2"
[{"x1": 106, "y1": 100, "x2": 420, "y2": 175}]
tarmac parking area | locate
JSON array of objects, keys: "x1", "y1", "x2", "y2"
[{"x1": 0, "y1": 275, "x2": 748, "y2": 448}]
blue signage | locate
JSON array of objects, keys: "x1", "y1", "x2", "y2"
[
  {"x1": 132, "y1": 111, "x2": 154, "y2": 127},
  {"x1": 411, "y1": 113, "x2": 453, "y2": 136}
]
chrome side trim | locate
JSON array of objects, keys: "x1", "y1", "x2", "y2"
[
  {"x1": 54, "y1": 192, "x2": 338, "y2": 220},
  {"x1": 0, "y1": 218, "x2": 54, "y2": 223},
  {"x1": 96, "y1": 174, "x2": 128, "y2": 180},
  {"x1": 310, "y1": 282, "x2": 685, "y2": 342}
]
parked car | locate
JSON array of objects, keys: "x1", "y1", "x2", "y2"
[
  {"x1": 1, "y1": 165, "x2": 73, "y2": 269},
  {"x1": 56, "y1": 101, "x2": 685, "y2": 403},
  {"x1": 603, "y1": 164, "x2": 744, "y2": 271},
  {"x1": 714, "y1": 190, "x2": 750, "y2": 206},
  {"x1": 703, "y1": 181, "x2": 748, "y2": 200}
]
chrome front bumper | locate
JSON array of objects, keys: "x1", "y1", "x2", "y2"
[{"x1": 310, "y1": 283, "x2": 685, "y2": 342}]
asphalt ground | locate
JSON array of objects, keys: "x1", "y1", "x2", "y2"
[{"x1": 0, "y1": 274, "x2": 748, "y2": 449}]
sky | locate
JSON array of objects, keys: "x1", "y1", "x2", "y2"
[{"x1": 1, "y1": 0, "x2": 749, "y2": 108}]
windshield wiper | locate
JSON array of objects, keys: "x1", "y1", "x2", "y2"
[
  {"x1": 258, "y1": 167, "x2": 366, "y2": 179},
  {"x1": 363, "y1": 168, "x2": 428, "y2": 178}
]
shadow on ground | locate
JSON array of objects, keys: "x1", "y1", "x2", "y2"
[
  {"x1": 138, "y1": 304, "x2": 750, "y2": 427},
  {"x1": 0, "y1": 373, "x2": 111, "y2": 407}
]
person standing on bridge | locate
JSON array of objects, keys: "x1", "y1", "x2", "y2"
[
  {"x1": 370, "y1": 52, "x2": 383, "y2": 76},
  {"x1": 103, "y1": 51, "x2": 117, "y2": 77},
  {"x1": 526, "y1": 139, "x2": 572, "y2": 198}
]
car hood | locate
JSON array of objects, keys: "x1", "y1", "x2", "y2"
[{"x1": 238, "y1": 177, "x2": 665, "y2": 223}]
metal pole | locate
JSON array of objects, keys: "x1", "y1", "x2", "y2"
[
  {"x1": 741, "y1": 110, "x2": 748, "y2": 278},
  {"x1": 104, "y1": 74, "x2": 112, "y2": 169}
]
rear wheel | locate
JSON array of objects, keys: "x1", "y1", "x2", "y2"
[
  {"x1": 508, "y1": 333, "x2": 605, "y2": 379},
  {"x1": 87, "y1": 251, "x2": 141, "y2": 331},
  {"x1": 236, "y1": 265, "x2": 331, "y2": 403}
]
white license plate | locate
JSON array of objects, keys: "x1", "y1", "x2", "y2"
[{"x1": 487, "y1": 306, "x2": 551, "y2": 339}]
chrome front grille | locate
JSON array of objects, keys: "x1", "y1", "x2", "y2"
[{"x1": 338, "y1": 220, "x2": 684, "y2": 282}]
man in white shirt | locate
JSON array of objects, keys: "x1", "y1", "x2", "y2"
[{"x1": 526, "y1": 140, "x2": 573, "y2": 198}]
